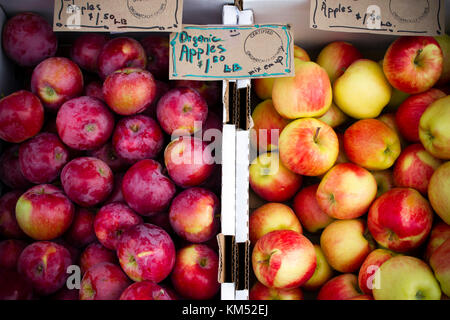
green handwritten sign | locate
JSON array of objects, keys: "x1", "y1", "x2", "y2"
[{"x1": 169, "y1": 24, "x2": 294, "y2": 80}]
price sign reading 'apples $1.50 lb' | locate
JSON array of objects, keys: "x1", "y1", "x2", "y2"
[{"x1": 169, "y1": 24, "x2": 295, "y2": 80}]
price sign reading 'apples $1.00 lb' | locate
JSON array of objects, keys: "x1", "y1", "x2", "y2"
[{"x1": 169, "y1": 24, "x2": 295, "y2": 80}]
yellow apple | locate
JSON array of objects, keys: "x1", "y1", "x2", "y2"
[{"x1": 333, "y1": 59, "x2": 392, "y2": 119}]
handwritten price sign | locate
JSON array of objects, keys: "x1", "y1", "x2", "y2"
[
  {"x1": 53, "y1": 0, "x2": 183, "y2": 32},
  {"x1": 310, "y1": 0, "x2": 445, "y2": 36},
  {"x1": 169, "y1": 24, "x2": 294, "y2": 80}
]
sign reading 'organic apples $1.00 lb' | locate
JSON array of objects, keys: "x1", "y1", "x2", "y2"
[{"x1": 169, "y1": 24, "x2": 295, "y2": 80}]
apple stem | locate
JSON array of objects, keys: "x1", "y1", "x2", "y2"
[{"x1": 314, "y1": 127, "x2": 321, "y2": 143}]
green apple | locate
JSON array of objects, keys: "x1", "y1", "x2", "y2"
[{"x1": 373, "y1": 255, "x2": 441, "y2": 300}]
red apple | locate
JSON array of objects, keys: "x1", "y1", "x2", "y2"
[
  {"x1": 249, "y1": 152, "x2": 302, "y2": 202},
  {"x1": 18, "y1": 241, "x2": 72, "y2": 295},
  {"x1": 0, "y1": 145, "x2": 31, "y2": 189},
  {"x1": 157, "y1": 87, "x2": 208, "y2": 136},
  {"x1": 0, "y1": 239, "x2": 28, "y2": 270},
  {"x1": 94, "y1": 202, "x2": 143, "y2": 250},
  {"x1": 60, "y1": 157, "x2": 113, "y2": 207},
  {"x1": 84, "y1": 81, "x2": 104, "y2": 101},
  {"x1": 393, "y1": 143, "x2": 443, "y2": 194},
  {"x1": 317, "y1": 274, "x2": 362, "y2": 300},
  {"x1": 164, "y1": 136, "x2": 215, "y2": 188},
  {"x1": 395, "y1": 89, "x2": 446, "y2": 142},
  {"x1": 2, "y1": 12, "x2": 57, "y2": 67},
  {"x1": 171, "y1": 244, "x2": 220, "y2": 300},
  {"x1": 19, "y1": 132, "x2": 69, "y2": 184},
  {"x1": 112, "y1": 115, "x2": 164, "y2": 163},
  {"x1": 15, "y1": 184, "x2": 75, "y2": 240},
  {"x1": 316, "y1": 163, "x2": 377, "y2": 220},
  {"x1": 31, "y1": 57, "x2": 84, "y2": 111},
  {"x1": 173, "y1": 80, "x2": 221, "y2": 108},
  {"x1": 79, "y1": 262, "x2": 131, "y2": 300},
  {"x1": 252, "y1": 230, "x2": 316, "y2": 289},
  {"x1": 79, "y1": 242, "x2": 117, "y2": 274},
  {"x1": 250, "y1": 202, "x2": 302, "y2": 244},
  {"x1": 88, "y1": 142, "x2": 129, "y2": 173},
  {"x1": 97, "y1": 37, "x2": 147, "y2": 79},
  {"x1": 0, "y1": 269, "x2": 33, "y2": 300},
  {"x1": 0, "y1": 90, "x2": 44, "y2": 143},
  {"x1": 250, "y1": 281, "x2": 303, "y2": 300},
  {"x1": 344, "y1": 119, "x2": 401, "y2": 170},
  {"x1": 120, "y1": 281, "x2": 174, "y2": 300},
  {"x1": 140, "y1": 36, "x2": 169, "y2": 80},
  {"x1": 321, "y1": 219, "x2": 375, "y2": 273},
  {"x1": 169, "y1": 188, "x2": 219, "y2": 243},
  {"x1": 250, "y1": 99, "x2": 290, "y2": 152},
  {"x1": 122, "y1": 159, "x2": 176, "y2": 216},
  {"x1": 56, "y1": 96, "x2": 115, "y2": 151},
  {"x1": 64, "y1": 208, "x2": 96, "y2": 248},
  {"x1": 425, "y1": 222, "x2": 450, "y2": 262},
  {"x1": 383, "y1": 36, "x2": 443, "y2": 94},
  {"x1": 103, "y1": 68, "x2": 157, "y2": 115},
  {"x1": 358, "y1": 248, "x2": 397, "y2": 295},
  {"x1": 0, "y1": 190, "x2": 27, "y2": 239},
  {"x1": 293, "y1": 184, "x2": 334, "y2": 233},
  {"x1": 70, "y1": 33, "x2": 108, "y2": 73},
  {"x1": 368, "y1": 188, "x2": 434, "y2": 252},
  {"x1": 116, "y1": 223, "x2": 175, "y2": 282},
  {"x1": 279, "y1": 118, "x2": 339, "y2": 176},
  {"x1": 316, "y1": 41, "x2": 363, "y2": 83}
]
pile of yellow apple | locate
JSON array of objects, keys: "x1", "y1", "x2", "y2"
[{"x1": 248, "y1": 35, "x2": 450, "y2": 300}]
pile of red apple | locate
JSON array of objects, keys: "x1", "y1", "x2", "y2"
[
  {"x1": 249, "y1": 37, "x2": 450, "y2": 300},
  {"x1": 0, "y1": 12, "x2": 224, "y2": 300}
]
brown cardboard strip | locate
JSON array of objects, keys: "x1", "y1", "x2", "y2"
[
  {"x1": 217, "y1": 234, "x2": 236, "y2": 284},
  {"x1": 310, "y1": 0, "x2": 445, "y2": 36},
  {"x1": 53, "y1": 0, "x2": 183, "y2": 32},
  {"x1": 169, "y1": 24, "x2": 294, "y2": 80}
]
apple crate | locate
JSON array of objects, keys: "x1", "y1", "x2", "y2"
[
  {"x1": 243, "y1": 0, "x2": 450, "y2": 301},
  {"x1": 0, "y1": 0, "x2": 236, "y2": 301}
]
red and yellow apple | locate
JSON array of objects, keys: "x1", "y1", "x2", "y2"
[
  {"x1": 272, "y1": 60, "x2": 332, "y2": 119},
  {"x1": 316, "y1": 163, "x2": 377, "y2": 220},
  {"x1": 252, "y1": 230, "x2": 316, "y2": 289},
  {"x1": 344, "y1": 119, "x2": 401, "y2": 170},
  {"x1": 429, "y1": 238, "x2": 450, "y2": 296},
  {"x1": 368, "y1": 188, "x2": 434, "y2": 252},
  {"x1": 317, "y1": 274, "x2": 362, "y2": 300},
  {"x1": 250, "y1": 100, "x2": 290, "y2": 152},
  {"x1": 250, "y1": 281, "x2": 303, "y2": 300},
  {"x1": 424, "y1": 222, "x2": 450, "y2": 262},
  {"x1": 279, "y1": 118, "x2": 339, "y2": 176},
  {"x1": 383, "y1": 36, "x2": 443, "y2": 94},
  {"x1": 320, "y1": 219, "x2": 375, "y2": 273},
  {"x1": 249, "y1": 203, "x2": 302, "y2": 244},
  {"x1": 316, "y1": 41, "x2": 362, "y2": 83},
  {"x1": 292, "y1": 184, "x2": 334, "y2": 233},
  {"x1": 393, "y1": 143, "x2": 442, "y2": 194},
  {"x1": 249, "y1": 152, "x2": 302, "y2": 202}
]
